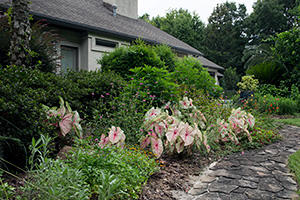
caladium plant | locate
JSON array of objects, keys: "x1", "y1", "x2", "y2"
[
  {"x1": 98, "y1": 126, "x2": 126, "y2": 148},
  {"x1": 43, "y1": 97, "x2": 83, "y2": 138},
  {"x1": 217, "y1": 107, "x2": 255, "y2": 144},
  {"x1": 140, "y1": 97, "x2": 210, "y2": 158}
]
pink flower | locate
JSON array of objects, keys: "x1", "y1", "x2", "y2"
[
  {"x1": 92, "y1": 93, "x2": 95, "y2": 95},
  {"x1": 101, "y1": 95, "x2": 104, "y2": 98},
  {"x1": 106, "y1": 93, "x2": 109, "y2": 95}
]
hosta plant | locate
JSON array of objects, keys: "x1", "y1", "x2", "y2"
[
  {"x1": 43, "y1": 97, "x2": 83, "y2": 138},
  {"x1": 217, "y1": 107, "x2": 255, "y2": 144},
  {"x1": 140, "y1": 97, "x2": 210, "y2": 158}
]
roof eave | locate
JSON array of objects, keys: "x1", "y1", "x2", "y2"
[{"x1": 32, "y1": 12, "x2": 201, "y2": 56}]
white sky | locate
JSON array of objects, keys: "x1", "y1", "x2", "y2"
[{"x1": 138, "y1": 0, "x2": 257, "y2": 24}]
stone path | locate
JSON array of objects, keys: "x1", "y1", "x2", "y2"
[{"x1": 172, "y1": 125, "x2": 300, "y2": 200}]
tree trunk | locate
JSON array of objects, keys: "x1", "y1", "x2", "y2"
[{"x1": 10, "y1": 0, "x2": 31, "y2": 68}]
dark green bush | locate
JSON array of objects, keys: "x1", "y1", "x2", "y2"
[
  {"x1": 278, "y1": 98, "x2": 298, "y2": 115},
  {"x1": 99, "y1": 40, "x2": 164, "y2": 78},
  {"x1": 220, "y1": 67, "x2": 240, "y2": 90},
  {"x1": 0, "y1": 66, "x2": 125, "y2": 168},
  {"x1": 172, "y1": 57, "x2": 223, "y2": 97}
]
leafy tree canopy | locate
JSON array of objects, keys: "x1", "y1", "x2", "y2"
[
  {"x1": 202, "y1": 2, "x2": 248, "y2": 73},
  {"x1": 144, "y1": 8, "x2": 206, "y2": 52}
]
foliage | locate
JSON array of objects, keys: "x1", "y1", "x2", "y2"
[
  {"x1": 89, "y1": 80, "x2": 155, "y2": 144},
  {"x1": 20, "y1": 159, "x2": 91, "y2": 200},
  {"x1": 0, "y1": 66, "x2": 125, "y2": 168},
  {"x1": 172, "y1": 57, "x2": 223, "y2": 97},
  {"x1": 152, "y1": 44, "x2": 178, "y2": 72},
  {"x1": 68, "y1": 145, "x2": 159, "y2": 199},
  {"x1": 220, "y1": 67, "x2": 240, "y2": 90},
  {"x1": 245, "y1": 61, "x2": 281, "y2": 84},
  {"x1": 129, "y1": 65, "x2": 179, "y2": 107},
  {"x1": 0, "y1": 14, "x2": 61, "y2": 72},
  {"x1": 203, "y1": 2, "x2": 248, "y2": 73},
  {"x1": 43, "y1": 97, "x2": 83, "y2": 138},
  {"x1": 288, "y1": 149, "x2": 300, "y2": 194},
  {"x1": 140, "y1": 97, "x2": 210, "y2": 158},
  {"x1": 275, "y1": 118, "x2": 300, "y2": 127},
  {"x1": 245, "y1": 0, "x2": 299, "y2": 45},
  {"x1": 237, "y1": 75, "x2": 259, "y2": 91},
  {"x1": 0, "y1": 174, "x2": 15, "y2": 200},
  {"x1": 99, "y1": 40, "x2": 164, "y2": 78},
  {"x1": 149, "y1": 8, "x2": 205, "y2": 52},
  {"x1": 248, "y1": 127, "x2": 281, "y2": 148},
  {"x1": 217, "y1": 107, "x2": 255, "y2": 144}
]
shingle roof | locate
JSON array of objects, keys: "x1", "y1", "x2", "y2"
[
  {"x1": 0, "y1": 0, "x2": 202, "y2": 55},
  {"x1": 198, "y1": 56, "x2": 224, "y2": 71}
]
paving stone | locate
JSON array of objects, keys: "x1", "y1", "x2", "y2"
[
  {"x1": 194, "y1": 192, "x2": 221, "y2": 200},
  {"x1": 173, "y1": 125, "x2": 300, "y2": 200},
  {"x1": 199, "y1": 175, "x2": 216, "y2": 183},
  {"x1": 232, "y1": 187, "x2": 247, "y2": 193},
  {"x1": 188, "y1": 188, "x2": 207, "y2": 196},
  {"x1": 230, "y1": 193, "x2": 249, "y2": 200},
  {"x1": 259, "y1": 178, "x2": 284, "y2": 193},
  {"x1": 245, "y1": 189, "x2": 277, "y2": 199},
  {"x1": 242, "y1": 176, "x2": 260, "y2": 183},
  {"x1": 277, "y1": 190, "x2": 299, "y2": 199},
  {"x1": 275, "y1": 174, "x2": 297, "y2": 185},
  {"x1": 236, "y1": 179, "x2": 258, "y2": 189},
  {"x1": 193, "y1": 182, "x2": 208, "y2": 189},
  {"x1": 208, "y1": 182, "x2": 238, "y2": 194}
]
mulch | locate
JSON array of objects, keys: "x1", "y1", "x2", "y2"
[{"x1": 139, "y1": 152, "x2": 217, "y2": 200}]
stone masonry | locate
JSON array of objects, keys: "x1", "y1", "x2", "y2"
[{"x1": 172, "y1": 125, "x2": 300, "y2": 200}]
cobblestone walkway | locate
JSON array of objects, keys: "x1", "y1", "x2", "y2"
[{"x1": 172, "y1": 125, "x2": 300, "y2": 200}]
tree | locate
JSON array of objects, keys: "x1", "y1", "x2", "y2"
[
  {"x1": 148, "y1": 9, "x2": 206, "y2": 52},
  {"x1": 245, "y1": 0, "x2": 299, "y2": 45},
  {"x1": 220, "y1": 67, "x2": 240, "y2": 90},
  {"x1": 202, "y1": 2, "x2": 248, "y2": 73},
  {"x1": 10, "y1": 0, "x2": 31, "y2": 68}
]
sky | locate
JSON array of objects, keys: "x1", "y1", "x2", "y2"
[{"x1": 138, "y1": 0, "x2": 257, "y2": 24}]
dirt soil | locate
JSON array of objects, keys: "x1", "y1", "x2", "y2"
[{"x1": 139, "y1": 152, "x2": 216, "y2": 200}]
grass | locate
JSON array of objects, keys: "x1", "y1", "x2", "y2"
[
  {"x1": 289, "y1": 150, "x2": 300, "y2": 194},
  {"x1": 274, "y1": 118, "x2": 300, "y2": 127}
]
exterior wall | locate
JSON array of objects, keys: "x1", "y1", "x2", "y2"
[
  {"x1": 103, "y1": 0, "x2": 138, "y2": 19},
  {"x1": 88, "y1": 33, "x2": 130, "y2": 71}
]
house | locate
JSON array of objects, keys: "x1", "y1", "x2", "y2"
[{"x1": 0, "y1": 0, "x2": 224, "y2": 84}]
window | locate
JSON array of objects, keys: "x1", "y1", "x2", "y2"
[
  {"x1": 95, "y1": 38, "x2": 117, "y2": 48},
  {"x1": 61, "y1": 46, "x2": 78, "y2": 72}
]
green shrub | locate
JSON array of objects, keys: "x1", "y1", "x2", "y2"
[
  {"x1": 152, "y1": 44, "x2": 178, "y2": 71},
  {"x1": 220, "y1": 67, "x2": 240, "y2": 90},
  {"x1": 20, "y1": 159, "x2": 90, "y2": 200},
  {"x1": 129, "y1": 65, "x2": 179, "y2": 106},
  {"x1": 278, "y1": 98, "x2": 298, "y2": 115},
  {"x1": 99, "y1": 40, "x2": 164, "y2": 78},
  {"x1": 172, "y1": 57, "x2": 223, "y2": 97},
  {"x1": 0, "y1": 66, "x2": 125, "y2": 168},
  {"x1": 68, "y1": 145, "x2": 159, "y2": 199}
]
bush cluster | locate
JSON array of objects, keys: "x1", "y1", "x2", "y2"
[{"x1": 0, "y1": 66, "x2": 125, "y2": 167}]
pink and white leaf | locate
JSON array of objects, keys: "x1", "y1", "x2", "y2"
[
  {"x1": 175, "y1": 138, "x2": 185, "y2": 154},
  {"x1": 98, "y1": 134, "x2": 110, "y2": 148},
  {"x1": 141, "y1": 136, "x2": 151, "y2": 149},
  {"x1": 151, "y1": 138, "x2": 163, "y2": 158},
  {"x1": 108, "y1": 126, "x2": 123, "y2": 144},
  {"x1": 154, "y1": 122, "x2": 166, "y2": 137},
  {"x1": 59, "y1": 113, "x2": 73, "y2": 136},
  {"x1": 180, "y1": 123, "x2": 196, "y2": 146},
  {"x1": 166, "y1": 124, "x2": 183, "y2": 144}
]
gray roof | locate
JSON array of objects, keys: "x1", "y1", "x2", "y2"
[
  {"x1": 198, "y1": 56, "x2": 224, "y2": 71},
  {"x1": 0, "y1": 0, "x2": 201, "y2": 55}
]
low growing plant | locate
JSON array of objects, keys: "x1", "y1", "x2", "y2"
[
  {"x1": 217, "y1": 107, "x2": 255, "y2": 144},
  {"x1": 140, "y1": 97, "x2": 210, "y2": 158}
]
